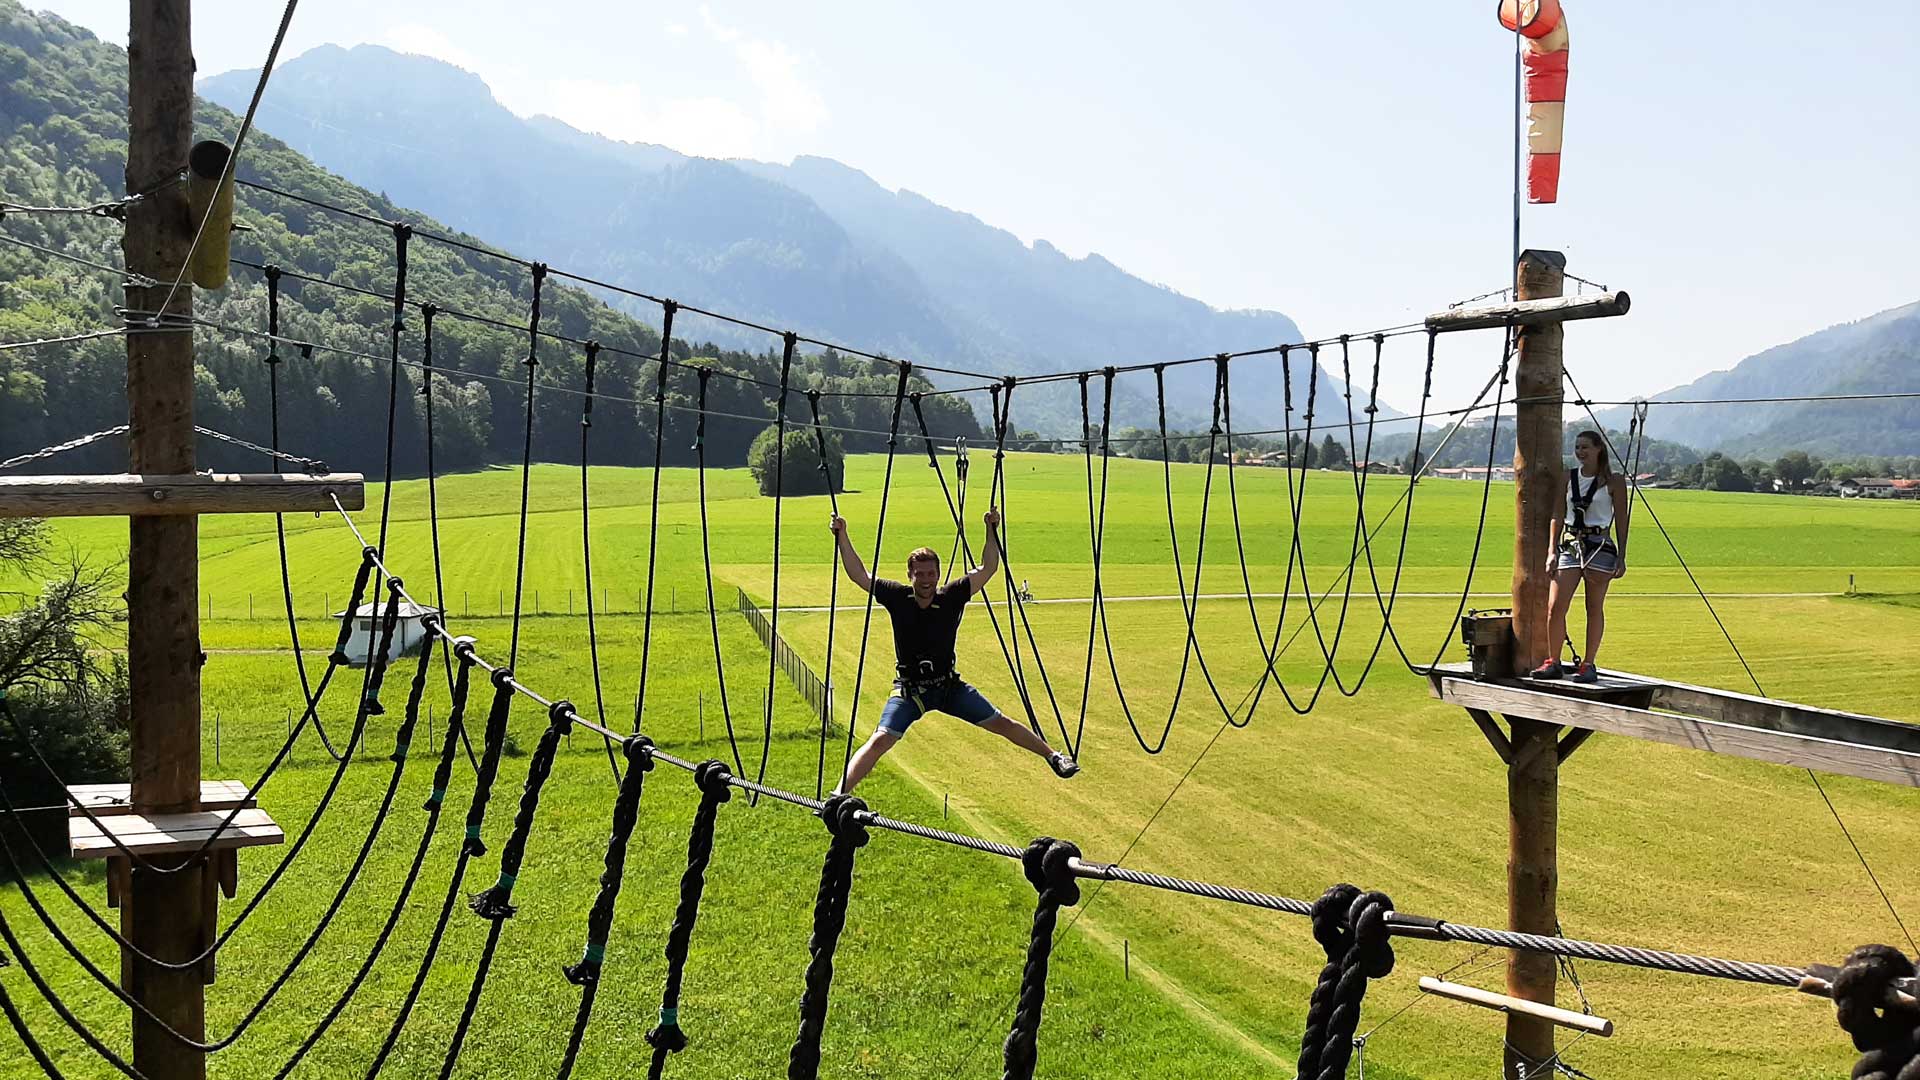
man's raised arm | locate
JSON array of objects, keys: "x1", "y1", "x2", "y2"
[
  {"x1": 831, "y1": 513, "x2": 874, "y2": 593},
  {"x1": 966, "y1": 507, "x2": 1002, "y2": 594}
]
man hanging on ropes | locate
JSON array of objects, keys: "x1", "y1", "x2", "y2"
[{"x1": 830, "y1": 506, "x2": 1079, "y2": 794}]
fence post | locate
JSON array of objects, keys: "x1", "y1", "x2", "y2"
[
  {"x1": 671, "y1": 585, "x2": 676, "y2": 613},
  {"x1": 285, "y1": 707, "x2": 293, "y2": 764},
  {"x1": 247, "y1": 593, "x2": 252, "y2": 620},
  {"x1": 428, "y1": 702, "x2": 435, "y2": 752},
  {"x1": 214, "y1": 710, "x2": 220, "y2": 767},
  {"x1": 568, "y1": 589, "x2": 573, "y2": 615},
  {"x1": 498, "y1": 590, "x2": 504, "y2": 617},
  {"x1": 698, "y1": 691, "x2": 704, "y2": 741}
]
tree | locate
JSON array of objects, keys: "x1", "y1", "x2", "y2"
[
  {"x1": 747, "y1": 425, "x2": 844, "y2": 497},
  {"x1": 1701, "y1": 453, "x2": 1752, "y2": 492},
  {"x1": 1318, "y1": 435, "x2": 1349, "y2": 471},
  {"x1": 1, "y1": 519, "x2": 129, "y2": 853},
  {"x1": 1774, "y1": 450, "x2": 1815, "y2": 489}
]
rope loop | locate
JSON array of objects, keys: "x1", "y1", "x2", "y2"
[
  {"x1": 548, "y1": 699, "x2": 576, "y2": 731},
  {"x1": 1003, "y1": 837, "x2": 1082, "y2": 1080},
  {"x1": 818, "y1": 793, "x2": 870, "y2": 847},
  {"x1": 623, "y1": 734, "x2": 657, "y2": 771},
  {"x1": 1295, "y1": 885, "x2": 1396, "y2": 1080},
  {"x1": 694, "y1": 758, "x2": 735, "y2": 802},
  {"x1": 1834, "y1": 944, "x2": 1920, "y2": 1075}
]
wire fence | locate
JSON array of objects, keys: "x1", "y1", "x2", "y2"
[
  {"x1": 174, "y1": 587, "x2": 708, "y2": 621},
  {"x1": 736, "y1": 586, "x2": 835, "y2": 733}
]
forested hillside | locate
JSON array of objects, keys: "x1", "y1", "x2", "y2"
[{"x1": 0, "y1": 2, "x2": 979, "y2": 478}]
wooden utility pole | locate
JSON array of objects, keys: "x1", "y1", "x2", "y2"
[
  {"x1": 123, "y1": 3, "x2": 206, "y2": 1077},
  {"x1": 1506, "y1": 248, "x2": 1566, "y2": 1078}
]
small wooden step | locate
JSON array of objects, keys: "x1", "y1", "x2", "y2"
[
  {"x1": 68, "y1": 807, "x2": 284, "y2": 859},
  {"x1": 65, "y1": 779, "x2": 254, "y2": 817}
]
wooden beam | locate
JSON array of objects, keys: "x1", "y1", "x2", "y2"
[
  {"x1": 0, "y1": 473, "x2": 365, "y2": 517},
  {"x1": 1648, "y1": 680, "x2": 1920, "y2": 756},
  {"x1": 69, "y1": 808, "x2": 284, "y2": 859},
  {"x1": 1436, "y1": 677, "x2": 1920, "y2": 788},
  {"x1": 1419, "y1": 977, "x2": 1614, "y2": 1037},
  {"x1": 1557, "y1": 727, "x2": 1594, "y2": 763},
  {"x1": 1425, "y1": 290, "x2": 1631, "y2": 333},
  {"x1": 1469, "y1": 707, "x2": 1514, "y2": 763},
  {"x1": 68, "y1": 780, "x2": 253, "y2": 816}
]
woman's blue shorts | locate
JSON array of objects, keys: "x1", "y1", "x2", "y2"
[
  {"x1": 1556, "y1": 532, "x2": 1620, "y2": 574},
  {"x1": 878, "y1": 679, "x2": 999, "y2": 737}
]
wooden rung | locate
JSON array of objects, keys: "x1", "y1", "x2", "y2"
[
  {"x1": 0, "y1": 472, "x2": 364, "y2": 518},
  {"x1": 69, "y1": 808, "x2": 284, "y2": 859},
  {"x1": 1419, "y1": 977, "x2": 1615, "y2": 1036},
  {"x1": 66, "y1": 779, "x2": 254, "y2": 816},
  {"x1": 1424, "y1": 291, "x2": 1631, "y2": 333}
]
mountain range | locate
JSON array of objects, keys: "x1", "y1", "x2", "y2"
[
  {"x1": 1597, "y1": 301, "x2": 1920, "y2": 458},
  {"x1": 200, "y1": 45, "x2": 1346, "y2": 434}
]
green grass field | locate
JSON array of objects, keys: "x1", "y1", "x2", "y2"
[{"x1": 5, "y1": 452, "x2": 1920, "y2": 1079}]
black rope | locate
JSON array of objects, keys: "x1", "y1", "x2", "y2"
[
  {"x1": 907, "y1": 392, "x2": 1067, "y2": 748},
  {"x1": 692, "y1": 367, "x2": 744, "y2": 778},
  {"x1": 417, "y1": 302, "x2": 478, "y2": 773},
  {"x1": 643, "y1": 759, "x2": 735, "y2": 1079},
  {"x1": 788, "y1": 794, "x2": 870, "y2": 1080},
  {"x1": 635, "y1": 302, "x2": 679, "y2": 735},
  {"x1": 1833, "y1": 944, "x2": 1920, "y2": 1079},
  {"x1": 1001, "y1": 837, "x2": 1083, "y2": 1080},
  {"x1": 372, "y1": 222, "x2": 411, "y2": 605},
  {"x1": 0, "y1": 905, "x2": 143, "y2": 1078},
  {"x1": 839, "y1": 365, "x2": 912, "y2": 786},
  {"x1": 805, "y1": 389, "x2": 841, "y2": 799},
  {"x1": 263, "y1": 264, "x2": 341, "y2": 760},
  {"x1": 265, "y1": 628, "x2": 449, "y2": 1080},
  {"x1": 362, "y1": 646, "x2": 498, "y2": 1080},
  {"x1": 984, "y1": 379, "x2": 1073, "y2": 753},
  {"x1": 755, "y1": 332, "x2": 798, "y2": 798},
  {"x1": 439, "y1": 693, "x2": 571, "y2": 1079},
  {"x1": 469, "y1": 699, "x2": 572, "y2": 920},
  {"x1": 578, "y1": 338, "x2": 621, "y2": 782},
  {"x1": 0, "y1": 586, "x2": 407, "y2": 1056},
  {"x1": 0, "y1": 548, "x2": 372, "y2": 882},
  {"x1": 1295, "y1": 885, "x2": 1396, "y2": 1080},
  {"x1": 555, "y1": 735, "x2": 657, "y2": 1080},
  {"x1": 509, "y1": 262, "x2": 548, "y2": 667}
]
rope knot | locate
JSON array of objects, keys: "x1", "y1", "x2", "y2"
[
  {"x1": 1020, "y1": 836, "x2": 1082, "y2": 907},
  {"x1": 1310, "y1": 882, "x2": 1362, "y2": 958},
  {"x1": 644, "y1": 1018, "x2": 689, "y2": 1053},
  {"x1": 623, "y1": 734, "x2": 656, "y2": 771},
  {"x1": 819, "y1": 794, "x2": 870, "y2": 847},
  {"x1": 490, "y1": 666, "x2": 514, "y2": 689},
  {"x1": 1835, "y1": 945, "x2": 1920, "y2": 1057},
  {"x1": 547, "y1": 699, "x2": 576, "y2": 733},
  {"x1": 694, "y1": 759, "x2": 735, "y2": 802}
]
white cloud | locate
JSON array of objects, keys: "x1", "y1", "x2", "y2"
[
  {"x1": 378, "y1": 23, "x2": 486, "y2": 75},
  {"x1": 541, "y1": 79, "x2": 761, "y2": 158},
  {"x1": 664, "y1": 21, "x2": 690, "y2": 37}
]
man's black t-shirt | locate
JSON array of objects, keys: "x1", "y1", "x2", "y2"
[{"x1": 871, "y1": 577, "x2": 972, "y2": 679}]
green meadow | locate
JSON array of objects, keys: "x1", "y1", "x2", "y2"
[{"x1": 4, "y1": 452, "x2": 1920, "y2": 1079}]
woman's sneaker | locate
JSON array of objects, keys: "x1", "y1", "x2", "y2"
[
  {"x1": 1571, "y1": 662, "x2": 1599, "y2": 684},
  {"x1": 1528, "y1": 659, "x2": 1565, "y2": 680},
  {"x1": 1048, "y1": 752, "x2": 1080, "y2": 779}
]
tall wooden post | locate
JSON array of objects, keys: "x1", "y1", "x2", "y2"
[
  {"x1": 123, "y1": 3, "x2": 206, "y2": 1078},
  {"x1": 1506, "y1": 249, "x2": 1565, "y2": 1078}
]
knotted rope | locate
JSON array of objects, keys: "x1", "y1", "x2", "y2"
[
  {"x1": 469, "y1": 700, "x2": 573, "y2": 920},
  {"x1": 1834, "y1": 945, "x2": 1920, "y2": 1080},
  {"x1": 787, "y1": 794, "x2": 870, "y2": 1080},
  {"x1": 1002, "y1": 836, "x2": 1082, "y2": 1080},
  {"x1": 645, "y1": 760, "x2": 736, "y2": 1079},
  {"x1": 555, "y1": 734, "x2": 657, "y2": 1080},
  {"x1": 1295, "y1": 884, "x2": 1396, "y2": 1080},
  {"x1": 461, "y1": 668, "x2": 519, "y2": 858}
]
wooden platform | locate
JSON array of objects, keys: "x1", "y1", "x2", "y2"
[
  {"x1": 1429, "y1": 663, "x2": 1920, "y2": 787},
  {"x1": 68, "y1": 807, "x2": 283, "y2": 859},
  {"x1": 66, "y1": 780, "x2": 254, "y2": 817}
]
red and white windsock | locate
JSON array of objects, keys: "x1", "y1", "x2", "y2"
[{"x1": 1498, "y1": 0, "x2": 1570, "y2": 204}]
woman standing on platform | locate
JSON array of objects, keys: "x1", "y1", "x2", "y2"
[{"x1": 1531, "y1": 430, "x2": 1629, "y2": 683}]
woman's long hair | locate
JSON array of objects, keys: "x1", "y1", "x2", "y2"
[{"x1": 1575, "y1": 429, "x2": 1612, "y2": 477}]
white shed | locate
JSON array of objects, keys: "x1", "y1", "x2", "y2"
[{"x1": 333, "y1": 599, "x2": 438, "y2": 666}]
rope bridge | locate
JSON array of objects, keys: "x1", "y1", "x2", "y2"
[{"x1": 5, "y1": 133, "x2": 1919, "y2": 1080}]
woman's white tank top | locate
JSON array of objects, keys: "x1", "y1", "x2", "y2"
[{"x1": 1566, "y1": 470, "x2": 1614, "y2": 529}]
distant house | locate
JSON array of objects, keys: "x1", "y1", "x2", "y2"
[
  {"x1": 1632, "y1": 472, "x2": 1658, "y2": 486},
  {"x1": 1353, "y1": 460, "x2": 1404, "y2": 474},
  {"x1": 1842, "y1": 478, "x2": 1898, "y2": 499},
  {"x1": 1894, "y1": 479, "x2": 1920, "y2": 500},
  {"x1": 333, "y1": 599, "x2": 439, "y2": 666}
]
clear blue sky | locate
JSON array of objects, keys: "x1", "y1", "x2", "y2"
[{"x1": 37, "y1": 1, "x2": 1920, "y2": 411}]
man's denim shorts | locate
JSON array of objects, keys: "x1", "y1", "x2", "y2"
[{"x1": 878, "y1": 679, "x2": 998, "y2": 736}]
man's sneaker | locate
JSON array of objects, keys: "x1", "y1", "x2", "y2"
[
  {"x1": 1048, "y1": 752, "x2": 1080, "y2": 779},
  {"x1": 1527, "y1": 659, "x2": 1565, "y2": 681},
  {"x1": 1571, "y1": 662, "x2": 1599, "y2": 684}
]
